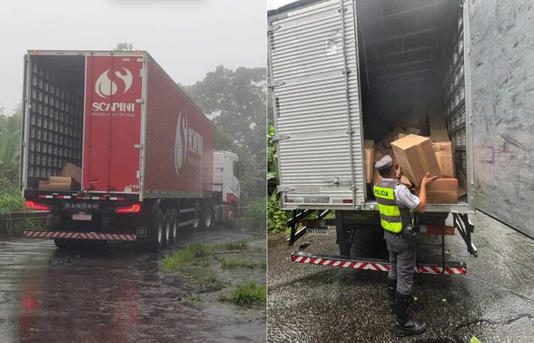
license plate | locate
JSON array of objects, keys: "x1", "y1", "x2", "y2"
[
  {"x1": 307, "y1": 227, "x2": 329, "y2": 235},
  {"x1": 73, "y1": 213, "x2": 92, "y2": 221}
]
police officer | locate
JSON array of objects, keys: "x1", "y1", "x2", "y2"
[{"x1": 373, "y1": 154, "x2": 437, "y2": 336}]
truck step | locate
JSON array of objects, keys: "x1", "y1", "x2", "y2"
[
  {"x1": 291, "y1": 251, "x2": 466, "y2": 275},
  {"x1": 24, "y1": 230, "x2": 136, "y2": 241}
]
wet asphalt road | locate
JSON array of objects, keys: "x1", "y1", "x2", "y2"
[
  {"x1": 0, "y1": 225, "x2": 266, "y2": 343},
  {"x1": 268, "y1": 212, "x2": 534, "y2": 342}
]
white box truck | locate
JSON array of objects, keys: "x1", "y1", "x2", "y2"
[{"x1": 268, "y1": 0, "x2": 534, "y2": 274}]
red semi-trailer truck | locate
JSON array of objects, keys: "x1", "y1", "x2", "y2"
[{"x1": 21, "y1": 50, "x2": 240, "y2": 250}]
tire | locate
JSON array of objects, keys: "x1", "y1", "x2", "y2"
[
  {"x1": 203, "y1": 206, "x2": 214, "y2": 229},
  {"x1": 169, "y1": 209, "x2": 178, "y2": 244},
  {"x1": 192, "y1": 208, "x2": 200, "y2": 229},
  {"x1": 150, "y1": 209, "x2": 165, "y2": 251},
  {"x1": 163, "y1": 210, "x2": 172, "y2": 247}
]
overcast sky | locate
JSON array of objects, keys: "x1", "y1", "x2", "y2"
[{"x1": 0, "y1": 0, "x2": 266, "y2": 113}]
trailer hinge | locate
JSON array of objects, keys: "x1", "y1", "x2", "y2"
[
  {"x1": 268, "y1": 80, "x2": 286, "y2": 89},
  {"x1": 278, "y1": 185, "x2": 295, "y2": 193},
  {"x1": 271, "y1": 133, "x2": 290, "y2": 143},
  {"x1": 134, "y1": 144, "x2": 143, "y2": 149},
  {"x1": 135, "y1": 99, "x2": 144, "y2": 104},
  {"x1": 342, "y1": 68, "x2": 351, "y2": 75}
]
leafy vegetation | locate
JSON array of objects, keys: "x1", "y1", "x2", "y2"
[
  {"x1": 0, "y1": 107, "x2": 24, "y2": 215},
  {"x1": 162, "y1": 242, "x2": 214, "y2": 270},
  {"x1": 242, "y1": 197, "x2": 266, "y2": 231},
  {"x1": 186, "y1": 66, "x2": 266, "y2": 203},
  {"x1": 267, "y1": 192, "x2": 291, "y2": 234},
  {"x1": 220, "y1": 258, "x2": 265, "y2": 270},
  {"x1": 0, "y1": 178, "x2": 25, "y2": 215},
  {"x1": 267, "y1": 125, "x2": 291, "y2": 233},
  {"x1": 213, "y1": 239, "x2": 249, "y2": 251},
  {"x1": 0, "y1": 106, "x2": 21, "y2": 183},
  {"x1": 219, "y1": 281, "x2": 266, "y2": 306}
]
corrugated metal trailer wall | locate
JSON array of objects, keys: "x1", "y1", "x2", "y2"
[
  {"x1": 468, "y1": 0, "x2": 534, "y2": 237},
  {"x1": 268, "y1": 0, "x2": 366, "y2": 209}
]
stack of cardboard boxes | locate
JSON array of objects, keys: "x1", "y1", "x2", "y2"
[
  {"x1": 38, "y1": 163, "x2": 82, "y2": 191},
  {"x1": 364, "y1": 116, "x2": 461, "y2": 204}
]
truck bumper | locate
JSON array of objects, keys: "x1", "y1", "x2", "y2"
[
  {"x1": 291, "y1": 251, "x2": 467, "y2": 275},
  {"x1": 24, "y1": 230, "x2": 136, "y2": 241}
]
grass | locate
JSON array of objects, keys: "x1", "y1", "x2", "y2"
[
  {"x1": 190, "y1": 272, "x2": 230, "y2": 290},
  {"x1": 214, "y1": 239, "x2": 249, "y2": 251},
  {"x1": 219, "y1": 281, "x2": 266, "y2": 306},
  {"x1": 162, "y1": 242, "x2": 213, "y2": 271},
  {"x1": 220, "y1": 258, "x2": 265, "y2": 270}
]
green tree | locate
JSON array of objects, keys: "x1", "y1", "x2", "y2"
[
  {"x1": 0, "y1": 105, "x2": 22, "y2": 183},
  {"x1": 186, "y1": 66, "x2": 266, "y2": 202},
  {"x1": 114, "y1": 42, "x2": 134, "y2": 51}
]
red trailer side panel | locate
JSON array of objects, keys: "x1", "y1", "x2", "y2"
[
  {"x1": 83, "y1": 55, "x2": 143, "y2": 193},
  {"x1": 143, "y1": 57, "x2": 214, "y2": 198}
]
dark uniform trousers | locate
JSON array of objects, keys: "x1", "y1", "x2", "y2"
[{"x1": 384, "y1": 230, "x2": 416, "y2": 295}]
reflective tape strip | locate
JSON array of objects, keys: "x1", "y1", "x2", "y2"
[
  {"x1": 291, "y1": 254, "x2": 466, "y2": 275},
  {"x1": 377, "y1": 204, "x2": 400, "y2": 216},
  {"x1": 24, "y1": 231, "x2": 136, "y2": 241},
  {"x1": 380, "y1": 219, "x2": 402, "y2": 233}
]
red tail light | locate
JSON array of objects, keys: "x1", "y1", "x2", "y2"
[
  {"x1": 115, "y1": 204, "x2": 141, "y2": 214},
  {"x1": 26, "y1": 200, "x2": 50, "y2": 211}
]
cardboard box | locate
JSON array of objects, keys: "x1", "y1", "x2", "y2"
[
  {"x1": 374, "y1": 142, "x2": 387, "y2": 160},
  {"x1": 382, "y1": 127, "x2": 406, "y2": 148},
  {"x1": 429, "y1": 114, "x2": 449, "y2": 142},
  {"x1": 432, "y1": 141, "x2": 455, "y2": 177},
  {"x1": 38, "y1": 180, "x2": 50, "y2": 191},
  {"x1": 391, "y1": 134, "x2": 441, "y2": 187},
  {"x1": 400, "y1": 176, "x2": 412, "y2": 188},
  {"x1": 426, "y1": 178, "x2": 458, "y2": 204},
  {"x1": 48, "y1": 176, "x2": 78, "y2": 191},
  {"x1": 60, "y1": 163, "x2": 82, "y2": 183},
  {"x1": 364, "y1": 140, "x2": 375, "y2": 184}
]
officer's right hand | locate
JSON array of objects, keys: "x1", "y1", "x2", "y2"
[{"x1": 422, "y1": 172, "x2": 438, "y2": 186}]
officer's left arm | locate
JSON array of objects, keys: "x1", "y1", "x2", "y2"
[{"x1": 395, "y1": 185, "x2": 420, "y2": 210}]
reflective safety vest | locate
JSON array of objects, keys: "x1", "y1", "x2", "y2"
[{"x1": 373, "y1": 179, "x2": 412, "y2": 233}]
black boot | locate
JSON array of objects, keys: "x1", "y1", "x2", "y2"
[
  {"x1": 394, "y1": 292, "x2": 426, "y2": 337},
  {"x1": 387, "y1": 278, "x2": 396, "y2": 314}
]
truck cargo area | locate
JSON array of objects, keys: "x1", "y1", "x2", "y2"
[
  {"x1": 25, "y1": 55, "x2": 85, "y2": 190},
  {"x1": 356, "y1": 0, "x2": 468, "y2": 195}
]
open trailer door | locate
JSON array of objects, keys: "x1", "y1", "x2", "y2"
[
  {"x1": 268, "y1": 0, "x2": 366, "y2": 210},
  {"x1": 83, "y1": 53, "x2": 144, "y2": 194},
  {"x1": 466, "y1": 0, "x2": 534, "y2": 237}
]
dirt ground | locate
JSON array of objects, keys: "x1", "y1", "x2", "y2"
[{"x1": 267, "y1": 212, "x2": 534, "y2": 343}]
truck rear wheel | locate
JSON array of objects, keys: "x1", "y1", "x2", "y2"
[
  {"x1": 163, "y1": 210, "x2": 172, "y2": 247},
  {"x1": 169, "y1": 209, "x2": 178, "y2": 244},
  {"x1": 192, "y1": 208, "x2": 200, "y2": 229},
  {"x1": 149, "y1": 209, "x2": 165, "y2": 251},
  {"x1": 201, "y1": 206, "x2": 214, "y2": 229}
]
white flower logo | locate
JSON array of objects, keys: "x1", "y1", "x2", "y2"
[{"x1": 94, "y1": 67, "x2": 133, "y2": 98}]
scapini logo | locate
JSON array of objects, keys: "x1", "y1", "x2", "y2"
[
  {"x1": 92, "y1": 67, "x2": 135, "y2": 112},
  {"x1": 95, "y1": 67, "x2": 133, "y2": 98},
  {"x1": 174, "y1": 112, "x2": 204, "y2": 175}
]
